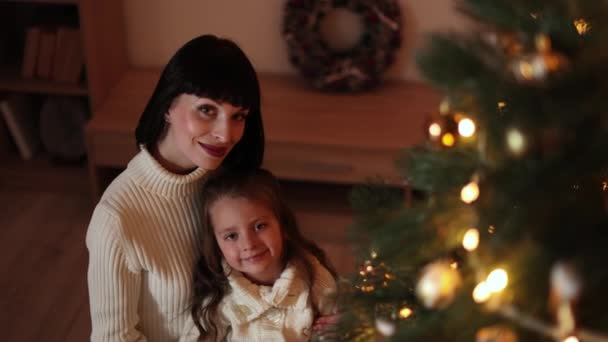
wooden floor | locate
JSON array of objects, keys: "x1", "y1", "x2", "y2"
[{"x1": 0, "y1": 153, "x2": 355, "y2": 341}]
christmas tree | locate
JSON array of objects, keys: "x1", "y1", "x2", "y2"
[{"x1": 337, "y1": 1, "x2": 608, "y2": 341}]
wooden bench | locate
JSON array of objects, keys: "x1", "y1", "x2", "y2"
[{"x1": 85, "y1": 69, "x2": 440, "y2": 198}]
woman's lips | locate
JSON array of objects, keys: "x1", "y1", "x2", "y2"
[{"x1": 199, "y1": 143, "x2": 227, "y2": 158}]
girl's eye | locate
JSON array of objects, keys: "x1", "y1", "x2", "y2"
[
  {"x1": 254, "y1": 222, "x2": 267, "y2": 231},
  {"x1": 224, "y1": 233, "x2": 237, "y2": 241}
]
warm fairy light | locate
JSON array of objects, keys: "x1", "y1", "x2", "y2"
[
  {"x1": 371, "y1": 250, "x2": 378, "y2": 259},
  {"x1": 385, "y1": 273, "x2": 396, "y2": 280},
  {"x1": 473, "y1": 281, "x2": 491, "y2": 303},
  {"x1": 361, "y1": 285, "x2": 375, "y2": 292},
  {"x1": 366, "y1": 265, "x2": 374, "y2": 272},
  {"x1": 530, "y1": 12, "x2": 539, "y2": 20},
  {"x1": 461, "y1": 181, "x2": 480, "y2": 204},
  {"x1": 564, "y1": 336, "x2": 579, "y2": 342},
  {"x1": 488, "y1": 225, "x2": 496, "y2": 234},
  {"x1": 518, "y1": 60, "x2": 535, "y2": 81},
  {"x1": 487, "y1": 269, "x2": 509, "y2": 293},
  {"x1": 574, "y1": 19, "x2": 590, "y2": 35},
  {"x1": 439, "y1": 98, "x2": 450, "y2": 115},
  {"x1": 441, "y1": 133, "x2": 455, "y2": 147},
  {"x1": 399, "y1": 306, "x2": 413, "y2": 319},
  {"x1": 506, "y1": 128, "x2": 526, "y2": 155},
  {"x1": 450, "y1": 262, "x2": 458, "y2": 269},
  {"x1": 458, "y1": 118, "x2": 476, "y2": 137},
  {"x1": 603, "y1": 181, "x2": 607, "y2": 191},
  {"x1": 462, "y1": 228, "x2": 480, "y2": 251},
  {"x1": 429, "y1": 123, "x2": 442, "y2": 137},
  {"x1": 497, "y1": 101, "x2": 506, "y2": 110}
]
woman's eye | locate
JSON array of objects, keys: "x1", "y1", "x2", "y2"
[
  {"x1": 234, "y1": 112, "x2": 248, "y2": 122},
  {"x1": 224, "y1": 233, "x2": 237, "y2": 241},
  {"x1": 198, "y1": 105, "x2": 216, "y2": 116}
]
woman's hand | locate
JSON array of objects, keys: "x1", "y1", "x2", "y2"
[{"x1": 312, "y1": 313, "x2": 341, "y2": 340}]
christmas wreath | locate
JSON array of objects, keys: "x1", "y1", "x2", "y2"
[{"x1": 283, "y1": 0, "x2": 402, "y2": 92}]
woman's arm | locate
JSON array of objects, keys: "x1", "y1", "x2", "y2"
[{"x1": 86, "y1": 206, "x2": 147, "y2": 341}]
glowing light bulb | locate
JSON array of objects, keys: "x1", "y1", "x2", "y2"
[
  {"x1": 473, "y1": 281, "x2": 491, "y2": 303},
  {"x1": 461, "y1": 181, "x2": 480, "y2": 203},
  {"x1": 462, "y1": 228, "x2": 480, "y2": 251},
  {"x1": 506, "y1": 128, "x2": 526, "y2": 156},
  {"x1": 487, "y1": 269, "x2": 509, "y2": 293},
  {"x1": 458, "y1": 118, "x2": 476, "y2": 137},
  {"x1": 564, "y1": 336, "x2": 579, "y2": 342},
  {"x1": 574, "y1": 19, "x2": 590, "y2": 35},
  {"x1": 399, "y1": 306, "x2": 413, "y2": 319},
  {"x1": 441, "y1": 133, "x2": 455, "y2": 147},
  {"x1": 429, "y1": 123, "x2": 442, "y2": 137}
]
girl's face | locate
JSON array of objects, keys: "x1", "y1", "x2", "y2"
[
  {"x1": 157, "y1": 94, "x2": 249, "y2": 173},
  {"x1": 210, "y1": 195, "x2": 284, "y2": 286}
]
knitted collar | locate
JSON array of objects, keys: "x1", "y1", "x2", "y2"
[
  {"x1": 221, "y1": 261, "x2": 309, "y2": 324},
  {"x1": 128, "y1": 146, "x2": 208, "y2": 198}
]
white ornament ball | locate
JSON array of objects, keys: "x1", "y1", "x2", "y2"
[
  {"x1": 551, "y1": 262, "x2": 582, "y2": 301},
  {"x1": 375, "y1": 318, "x2": 396, "y2": 337}
]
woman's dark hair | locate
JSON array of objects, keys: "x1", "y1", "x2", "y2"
[
  {"x1": 190, "y1": 168, "x2": 337, "y2": 339},
  {"x1": 135, "y1": 34, "x2": 264, "y2": 171}
]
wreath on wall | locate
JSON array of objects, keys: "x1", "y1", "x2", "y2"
[{"x1": 283, "y1": 0, "x2": 402, "y2": 92}]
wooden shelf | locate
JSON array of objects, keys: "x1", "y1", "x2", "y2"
[
  {"x1": 85, "y1": 68, "x2": 441, "y2": 198},
  {"x1": 0, "y1": 0, "x2": 78, "y2": 4},
  {"x1": 0, "y1": 67, "x2": 87, "y2": 96}
]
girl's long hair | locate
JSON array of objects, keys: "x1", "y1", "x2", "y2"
[{"x1": 190, "y1": 168, "x2": 337, "y2": 339}]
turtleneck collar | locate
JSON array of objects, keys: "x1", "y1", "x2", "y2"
[{"x1": 128, "y1": 146, "x2": 208, "y2": 198}]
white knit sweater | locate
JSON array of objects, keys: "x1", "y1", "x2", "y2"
[
  {"x1": 86, "y1": 147, "x2": 208, "y2": 341},
  {"x1": 180, "y1": 257, "x2": 337, "y2": 341}
]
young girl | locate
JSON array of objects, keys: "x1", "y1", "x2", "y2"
[{"x1": 181, "y1": 168, "x2": 338, "y2": 341}]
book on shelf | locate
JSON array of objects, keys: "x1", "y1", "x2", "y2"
[
  {"x1": 22, "y1": 26, "x2": 41, "y2": 79},
  {"x1": 36, "y1": 29, "x2": 57, "y2": 80},
  {"x1": 0, "y1": 94, "x2": 40, "y2": 160},
  {"x1": 53, "y1": 27, "x2": 83, "y2": 84}
]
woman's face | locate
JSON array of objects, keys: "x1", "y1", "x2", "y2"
[{"x1": 157, "y1": 94, "x2": 249, "y2": 173}]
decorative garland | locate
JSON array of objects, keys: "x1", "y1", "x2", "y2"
[{"x1": 283, "y1": 0, "x2": 402, "y2": 92}]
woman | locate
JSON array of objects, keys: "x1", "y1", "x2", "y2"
[{"x1": 86, "y1": 34, "x2": 264, "y2": 341}]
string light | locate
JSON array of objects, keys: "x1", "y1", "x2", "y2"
[
  {"x1": 574, "y1": 19, "x2": 590, "y2": 35},
  {"x1": 497, "y1": 101, "x2": 507, "y2": 110},
  {"x1": 506, "y1": 128, "x2": 526, "y2": 156},
  {"x1": 442, "y1": 133, "x2": 455, "y2": 147},
  {"x1": 462, "y1": 228, "x2": 480, "y2": 251},
  {"x1": 458, "y1": 118, "x2": 476, "y2": 137},
  {"x1": 487, "y1": 269, "x2": 509, "y2": 293},
  {"x1": 399, "y1": 306, "x2": 413, "y2": 319},
  {"x1": 473, "y1": 281, "x2": 492, "y2": 303},
  {"x1": 564, "y1": 336, "x2": 579, "y2": 342},
  {"x1": 461, "y1": 181, "x2": 480, "y2": 203},
  {"x1": 429, "y1": 123, "x2": 442, "y2": 138}
]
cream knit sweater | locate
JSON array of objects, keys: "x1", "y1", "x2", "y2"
[
  {"x1": 180, "y1": 256, "x2": 337, "y2": 341},
  {"x1": 86, "y1": 147, "x2": 208, "y2": 341}
]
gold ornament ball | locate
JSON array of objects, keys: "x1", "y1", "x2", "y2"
[
  {"x1": 476, "y1": 325, "x2": 518, "y2": 342},
  {"x1": 415, "y1": 261, "x2": 462, "y2": 309}
]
